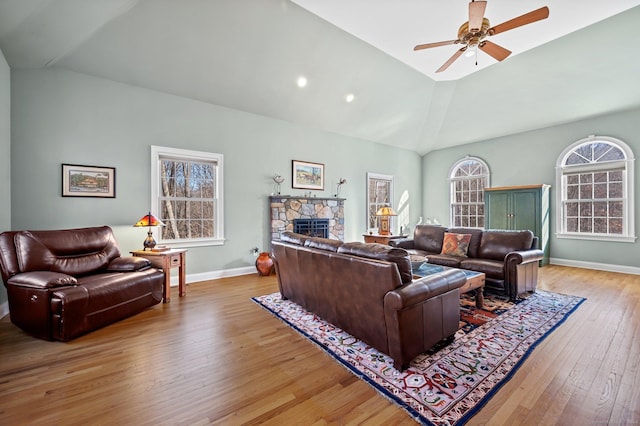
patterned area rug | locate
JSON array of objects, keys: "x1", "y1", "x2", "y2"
[{"x1": 253, "y1": 290, "x2": 585, "y2": 425}]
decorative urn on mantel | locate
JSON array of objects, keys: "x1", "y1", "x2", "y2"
[{"x1": 255, "y1": 252, "x2": 274, "y2": 276}]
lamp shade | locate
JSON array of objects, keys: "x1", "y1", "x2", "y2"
[
  {"x1": 375, "y1": 206, "x2": 397, "y2": 217},
  {"x1": 134, "y1": 212, "x2": 164, "y2": 251},
  {"x1": 134, "y1": 212, "x2": 164, "y2": 227},
  {"x1": 375, "y1": 205, "x2": 396, "y2": 236}
]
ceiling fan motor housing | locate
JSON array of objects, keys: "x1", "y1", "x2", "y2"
[{"x1": 458, "y1": 17, "x2": 491, "y2": 49}]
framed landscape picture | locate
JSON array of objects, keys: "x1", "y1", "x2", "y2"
[
  {"x1": 292, "y1": 160, "x2": 324, "y2": 190},
  {"x1": 62, "y1": 164, "x2": 116, "y2": 198}
]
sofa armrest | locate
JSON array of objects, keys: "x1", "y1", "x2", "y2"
[
  {"x1": 7, "y1": 271, "x2": 77, "y2": 289},
  {"x1": 505, "y1": 249, "x2": 544, "y2": 265},
  {"x1": 107, "y1": 256, "x2": 151, "y2": 272},
  {"x1": 388, "y1": 238, "x2": 415, "y2": 249},
  {"x1": 384, "y1": 269, "x2": 466, "y2": 310}
]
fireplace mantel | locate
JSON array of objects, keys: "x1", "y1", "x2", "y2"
[
  {"x1": 269, "y1": 196, "x2": 345, "y2": 240},
  {"x1": 270, "y1": 195, "x2": 346, "y2": 201}
]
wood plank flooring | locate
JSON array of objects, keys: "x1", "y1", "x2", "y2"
[{"x1": 0, "y1": 265, "x2": 639, "y2": 425}]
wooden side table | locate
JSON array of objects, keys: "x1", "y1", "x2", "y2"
[
  {"x1": 363, "y1": 234, "x2": 407, "y2": 245},
  {"x1": 131, "y1": 249, "x2": 187, "y2": 303}
]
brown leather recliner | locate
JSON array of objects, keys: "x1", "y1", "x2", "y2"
[
  {"x1": 271, "y1": 231, "x2": 467, "y2": 371},
  {"x1": 0, "y1": 226, "x2": 164, "y2": 341}
]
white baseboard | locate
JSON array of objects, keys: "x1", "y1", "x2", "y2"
[
  {"x1": 550, "y1": 258, "x2": 640, "y2": 275},
  {"x1": 171, "y1": 266, "x2": 257, "y2": 286}
]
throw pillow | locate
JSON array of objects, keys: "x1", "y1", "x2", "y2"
[{"x1": 440, "y1": 232, "x2": 472, "y2": 257}]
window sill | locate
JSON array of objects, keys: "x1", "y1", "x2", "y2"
[
  {"x1": 158, "y1": 238, "x2": 225, "y2": 248},
  {"x1": 555, "y1": 233, "x2": 637, "y2": 243}
]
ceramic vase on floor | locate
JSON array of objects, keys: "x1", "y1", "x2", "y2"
[{"x1": 255, "y1": 252, "x2": 274, "y2": 276}]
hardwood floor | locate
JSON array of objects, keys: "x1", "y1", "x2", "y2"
[{"x1": 1, "y1": 265, "x2": 638, "y2": 425}]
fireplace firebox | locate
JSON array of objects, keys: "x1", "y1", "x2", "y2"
[{"x1": 293, "y1": 218, "x2": 329, "y2": 238}]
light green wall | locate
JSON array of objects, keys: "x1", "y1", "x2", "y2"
[
  {"x1": 0, "y1": 48, "x2": 9, "y2": 306},
  {"x1": 10, "y1": 68, "x2": 423, "y2": 275},
  {"x1": 422, "y1": 107, "x2": 640, "y2": 269}
]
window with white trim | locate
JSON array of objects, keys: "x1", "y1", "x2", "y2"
[
  {"x1": 151, "y1": 146, "x2": 224, "y2": 247},
  {"x1": 366, "y1": 173, "x2": 394, "y2": 231},
  {"x1": 449, "y1": 157, "x2": 490, "y2": 228},
  {"x1": 556, "y1": 136, "x2": 635, "y2": 242}
]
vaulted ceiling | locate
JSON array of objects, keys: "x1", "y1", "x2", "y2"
[{"x1": 1, "y1": 0, "x2": 639, "y2": 155}]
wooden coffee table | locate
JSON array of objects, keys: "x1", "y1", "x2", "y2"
[{"x1": 411, "y1": 260, "x2": 486, "y2": 308}]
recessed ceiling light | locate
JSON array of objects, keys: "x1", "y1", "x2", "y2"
[
  {"x1": 297, "y1": 76, "x2": 307, "y2": 88},
  {"x1": 345, "y1": 93, "x2": 355, "y2": 103}
]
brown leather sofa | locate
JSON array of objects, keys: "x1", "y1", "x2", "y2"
[
  {"x1": 0, "y1": 226, "x2": 164, "y2": 341},
  {"x1": 390, "y1": 225, "x2": 544, "y2": 300},
  {"x1": 271, "y1": 231, "x2": 467, "y2": 371}
]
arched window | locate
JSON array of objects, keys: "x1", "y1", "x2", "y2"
[
  {"x1": 556, "y1": 135, "x2": 636, "y2": 242},
  {"x1": 449, "y1": 157, "x2": 490, "y2": 228}
]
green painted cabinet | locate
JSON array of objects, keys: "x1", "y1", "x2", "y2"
[{"x1": 484, "y1": 184, "x2": 550, "y2": 265}]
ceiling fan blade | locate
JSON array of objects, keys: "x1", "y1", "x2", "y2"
[
  {"x1": 489, "y1": 6, "x2": 549, "y2": 36},
  {"x1": 479, "y1": 40, "x2": 511, "y2": 61},
  {"x1": 414, "y1": 40, "x2": 458, "y2": 51},
  {"x1": 436, "y1": 48, "x2": 464, "y2": 73},
  {"x1": 468, "y1": 1, "x2": 487, "y2": 31}
]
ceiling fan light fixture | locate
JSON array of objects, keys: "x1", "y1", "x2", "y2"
[{"x1": 464, "y1": 45, "x2": 477, "y2": 57}]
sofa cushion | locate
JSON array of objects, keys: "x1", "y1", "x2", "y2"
[
  {"x1": 305, "y1": 237, "x2": 342, "y2": 252},
  {"x1": 14, "y1": 227, "x2": 121, "y2": 276},
  {"x1": 426, "y1": 254, "x2": 463, "y2": 268},
  {"x1": 460, "y1": 258, "x2": 505, "y2": 279},
  {"x1": 107, "y1": 256, "x2": 152, "y2": 272},
  {"x1": 279, "y1": 231, "x2": 311, "y2": 246},
  {"x1": 413, "y1": 225, "x2": 447, "y2": 253},
  {"x1": 338, "y1": 242, "x2": 412, "y2": 284},
  {"x1": 440, "y1": 232, "x2": 472, "y2": 257},
  {"x1": 478, "y1": 230, "x2": 535, "y2": 261},
  {"x1": 446, "y1": 227, "x2": 484, "y2": 258}
]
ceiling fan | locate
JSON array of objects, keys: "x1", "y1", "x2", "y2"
[{"x1": 414, "y1": 1, "x2": 549, "y2": 73}]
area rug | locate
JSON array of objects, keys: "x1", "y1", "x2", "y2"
[{"x1": 252, "y1": 290, "x2": 585, "y2": 425}]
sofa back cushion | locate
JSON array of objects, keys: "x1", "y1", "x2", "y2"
[
  {"x1": 279, "y1": 231, "x2": 311, "y2": 246},
  {"x1": 446, "y1": 227, "x2": 484, "y2": 258},
  {"x1": 478, "y1": 230, "x2": 535, "y2": 261},
  {"x1": 413, "y1": 225, "x2": 447, "y2": 253},
  {"x1": 305, "y1": 237, "x2": 343, "y2": 252},
  {"x1": 338, "y1": 242, "x2": 412, "y2": 284},
  {"x1": 14, "y1": 226, "x2": 121, "y2": 276}
]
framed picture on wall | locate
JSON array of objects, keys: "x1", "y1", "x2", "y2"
[
  {"x1": 62, "y1": 164, "x2": 116, "y2": 198},
  {"x1": 292, "y1": 160, "x2": 324, "y2": 190}
]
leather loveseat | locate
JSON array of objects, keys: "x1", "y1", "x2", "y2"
[
  {"x1": 390, "y1": 225, "x2": 544, "y2": 300},
  {"x1": 271, "y1": 231, "x2": 467, "y2": 371},
  {"x1": 0, "y1": 226, "x2": 165, "y2": 341}
]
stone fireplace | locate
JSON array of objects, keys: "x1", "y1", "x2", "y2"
[{"x1": 270, "y1": 196, "x2": 345, "y2": 240}]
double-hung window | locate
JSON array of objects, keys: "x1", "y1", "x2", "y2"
[
  {"x1": 556, "y1": 136, "x2": 635, "y2": 242},
  {"x1": 151, "y1": 146, "x2": 224, "y2": 247},
  {"x1": 449, "y1": 157, "x2": 490, "y2": 228}
]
